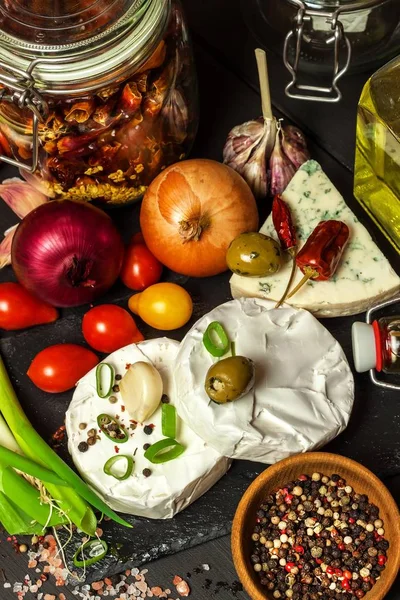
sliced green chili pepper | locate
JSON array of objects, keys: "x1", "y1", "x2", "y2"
[
  {"x1": 203, "y1": 321, "x2": 230, "y2": 357},
  {"x1": 96, "y1": 363, "x2": 115, "y2": 398},
  {"x1": 161, "y1": 404, "x2": 176, "y2": 438},
  {"x1": 144, "y1": 438, "x2": 185, "y2": 464},
  {"x1": 103, "y1": 455, "x2": 134, "y2": 481},
  {"x1": 73, "y1": 539, "x2": 108, "y2": 568},
  {"x1": 97, "y1": 414, "x2": 128, "y2": 443},
  {"x1": 231, "y1": 341, "x2": 236, "y2": 357}
]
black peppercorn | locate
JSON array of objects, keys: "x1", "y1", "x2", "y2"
[
  {"x1": 78, "y1": 441, "x2": 89, "y2": 452},
  {"x1": 112, "y1": 384, "x2": 120, "y2": 392},
  {"x1": 142, "y1": 468, "x2": 152, "y2": 477},
  {"x1": 143, "y1": 425, "x2": 153, "y2": 435},
  {"x1": 143, "y1": 443, "x2": 151, "y2": 450},
  {"x1": 115, "y1": 374, "x2": 122, "y2": 380}
]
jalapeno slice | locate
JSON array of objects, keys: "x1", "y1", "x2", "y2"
[
  {"x1": 103, "y1": 455, "x2": 134, "y2": 480},
  {"x1": 202, "y1": 321, "x2": 230, "y2": 357},
  {"x1": 161, "y1": 404, "x2": 176, "y2": 438},
  {"x1": 73, "y1": 539, "x2": 108, "y2": 568},
  {"x1": 97, "y1": 414, "x2": 128, "y2": 443},
  {"x1": 144, "y1": 438, "x2": 185, "y2": 464},
  {"x1": 96, "y1": 363, "x2": 115, "y2": 398}
]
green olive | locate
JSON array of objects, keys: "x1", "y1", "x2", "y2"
[
  {"x1": 205, "y1": 356, "x2": 255, "y2": 404},
  {"x1": 226, "y1": 232, "x2": 283, "y2": 277}
]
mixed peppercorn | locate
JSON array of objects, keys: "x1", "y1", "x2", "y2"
[{"x1": 251, "y1": 472, "x2": 389, "y2": 599}]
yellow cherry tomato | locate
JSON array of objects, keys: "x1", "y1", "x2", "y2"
[{"x1": 128, "y1": 282, "x2": 193, "y2": 330}]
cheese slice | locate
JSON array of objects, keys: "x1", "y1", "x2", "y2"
[
  {"x1": 230, "y1": 161, "x2": 400, "y2": 317},
  {"x1": 66, "y1": 338, "x2": 230, "y2": 519}
]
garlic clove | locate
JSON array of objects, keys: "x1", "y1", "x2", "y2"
[
  {"x1": 282, "y1": 125, "x2": 310, "y2": 169},
  {"x1": 119, "y1": 361, "x2": 163, "y2": 422},
  {"x1": 242, "y1": 118, "x2": 276, "y2": 199},
  {"x1": 162, "y1": 88, "x2": 189, "y2": 144},
  {"x1": 223, "y1": 117, "x2": 276, "y2": 198},
  {"x1": 223, "y1": 118, "x2": 266, "y2": 176},
  {"x1": 0, "y1": 177, "x2": 48, "y2": 219},
  {"x1": 0, "y1": 224, "x2": 17, "y2": 269},
  {"x1": 270, "y1": 126, "x2": 296, "y2": 197}
]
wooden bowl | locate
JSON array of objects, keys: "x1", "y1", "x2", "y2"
[{"x1": 232, "y1": 452, "x2": 400, "y2": 600}]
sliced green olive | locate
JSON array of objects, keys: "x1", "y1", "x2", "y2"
[
  {"x1": 205, "y1": 356, "x2": 255, "y2": 404},
  {"x1": 226, "y1": 232, "x2": 283, "y2": 277}
]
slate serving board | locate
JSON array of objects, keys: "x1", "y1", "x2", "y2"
[{"x1": 1, "y1": 21, "x2": 399, "y2": 583}]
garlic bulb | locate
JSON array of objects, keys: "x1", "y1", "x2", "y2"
[
  {"x1": 223, "y1": 118, "x2": 310, "y2": 198},
  {"x1": 270, "y1": 126, "x2": 296, "y2": 197},
  {"x1": 282, "y1": 125, "x2": 310, "y2": 169},
  {"x1": 119, "y1": 361, "x2": 163, "y2": 422},
  {"x1": 223, "y1": 117, "x2": 276, "y2": 199}
]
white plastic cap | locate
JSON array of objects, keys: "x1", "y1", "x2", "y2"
[{"x1": 352, "y1": 322, "x2": 377, "y2": 373}]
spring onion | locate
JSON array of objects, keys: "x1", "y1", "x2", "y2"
[
  {"x1": 203, "y1": 321, "x2": 230, "y2": 357},
  {"x1": 0, "y1": 445, "x2": 67, "y2": 486},
  {"x1": 0, "y1": 462, "x2": 67, "y2": 527},
  {"x1": 96, "y1": 363, "x2": 114, "y2": 398},
  {"x1": 161, "y1": 404, "x2": 176, "y2": 438},
  {"x1": 73, "y1": 539, "x2": 108, "y2": 568},
  {"x1": 0, "y1": 490, "x2": 46, "y2": 535},
  {"x1": 231, "y1": 341, "x2": 236, "y2": 357},
  {"x1": 103, "y1": 455, "x2": 134, "y2": 481},
  {"x1": 0, "y1": 356, "x2": 132, "y2": 532},
  {"x1": 97, "y1": 414, "x2": 129, "y2": 443},
  {"x1": 144, "y1": 438, "x2": 185, "y2": 464}
]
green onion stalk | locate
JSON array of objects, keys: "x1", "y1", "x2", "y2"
[
  {"x1": 0, "y1": 490, "x2": 45, "y2": 536},
  {"x1": 0, "y1": 355, "x2": 132, "y2": 535},
  {"x1": 0, "y1": 413, "x2": 67, "y2": 533}
]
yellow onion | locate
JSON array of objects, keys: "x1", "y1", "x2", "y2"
[{"x1": 140, "y1": 159, "x2": 259, "y2": 277}]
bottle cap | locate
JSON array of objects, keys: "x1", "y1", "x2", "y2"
[{"x1": 352, "y1": 322, "x2": 377, "y2": 373}]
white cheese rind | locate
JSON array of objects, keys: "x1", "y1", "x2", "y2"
[
  {"x1": 66, "y1": 338, "x2": 230, "y2": 519},
  {"x1": 230, "y1": 161, "x2": 400, "y2": 317},
  {"x1": 173, "y1": 298, "x2": 354, "y2": 463}
]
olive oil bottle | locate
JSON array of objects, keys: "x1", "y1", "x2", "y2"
[{"x1": 354, "y1": 57, "x2": 400, "y2": 254}]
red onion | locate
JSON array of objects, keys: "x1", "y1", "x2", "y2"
[{"x1": 11, "y1": 200, "x2": 124, "y2": 307}]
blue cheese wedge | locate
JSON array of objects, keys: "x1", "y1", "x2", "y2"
[{"x1": 230, "y1": 161, "x2": 400, "y2": 317}]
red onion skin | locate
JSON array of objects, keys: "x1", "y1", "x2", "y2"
[{"x1": 11, "y1": 200, "x2": 124, "y2": 307}]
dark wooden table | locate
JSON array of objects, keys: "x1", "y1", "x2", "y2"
[{"x1": 1, "y1": 1, "x2": 399, "y2": 598}]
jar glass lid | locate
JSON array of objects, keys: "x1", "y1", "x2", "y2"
[
  {"x1": 0, "y1": 0, "x2": 139, "y2": 45},
  {"x1": 0, "y1": 0, "x2": 168, "y2": 93}
]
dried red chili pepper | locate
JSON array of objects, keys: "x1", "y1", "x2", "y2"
[
  {"x1": 51, "y1": 424, "x2": 66, "y2": 446},
  {"x1": 272, "y1": 194, "x2": 297, "y2": 308},
  {"x1": 287, "y1": 220, "x2": 350, "y2": 299},
  {"x1": 272, "y1": 194, "x2": 296, "y2": 252}
]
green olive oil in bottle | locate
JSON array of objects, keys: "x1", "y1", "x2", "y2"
[{"x1": 354, "y1": 57, "x2": 400, "y2": 254}]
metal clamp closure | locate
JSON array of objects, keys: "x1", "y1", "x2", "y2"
[
  {"x1": 283, "y1": 1, "x2": 352, "y2": 103},
  {"x1": 0, "y1": 61, "x2": 49, "y2": 172},
  {"x1": 366, "y1": 295, "x2": 400, "y2": 391}
]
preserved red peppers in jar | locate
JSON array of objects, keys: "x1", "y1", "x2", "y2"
[{"x1": 0, "y1": 0, "x2": 198, "y2": 205}]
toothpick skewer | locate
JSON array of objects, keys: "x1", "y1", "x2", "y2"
[{"x1": 255, "y1": 48, "x2": 273, "y2": 122}]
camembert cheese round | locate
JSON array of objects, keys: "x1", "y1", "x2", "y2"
[
  {"x1": 66, "y1": 338, "x2": 230, "y2": 519},
  {"x1": 173, "y1": 299, "x2": 354, "y2": 463}
]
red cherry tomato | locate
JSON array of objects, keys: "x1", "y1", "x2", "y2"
[
  {"x1": 120, "y1": 239, "x2": 162, "y2": 291},
  {"x1": 27, "y1": 344, "x2": 98, "y2": 393},
  {"x1": 0, "y1": 282, "x2": 58, "y2": 331},
  {"x1": 82, "y1": 304, "x2": 144, "y2": 353}
]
